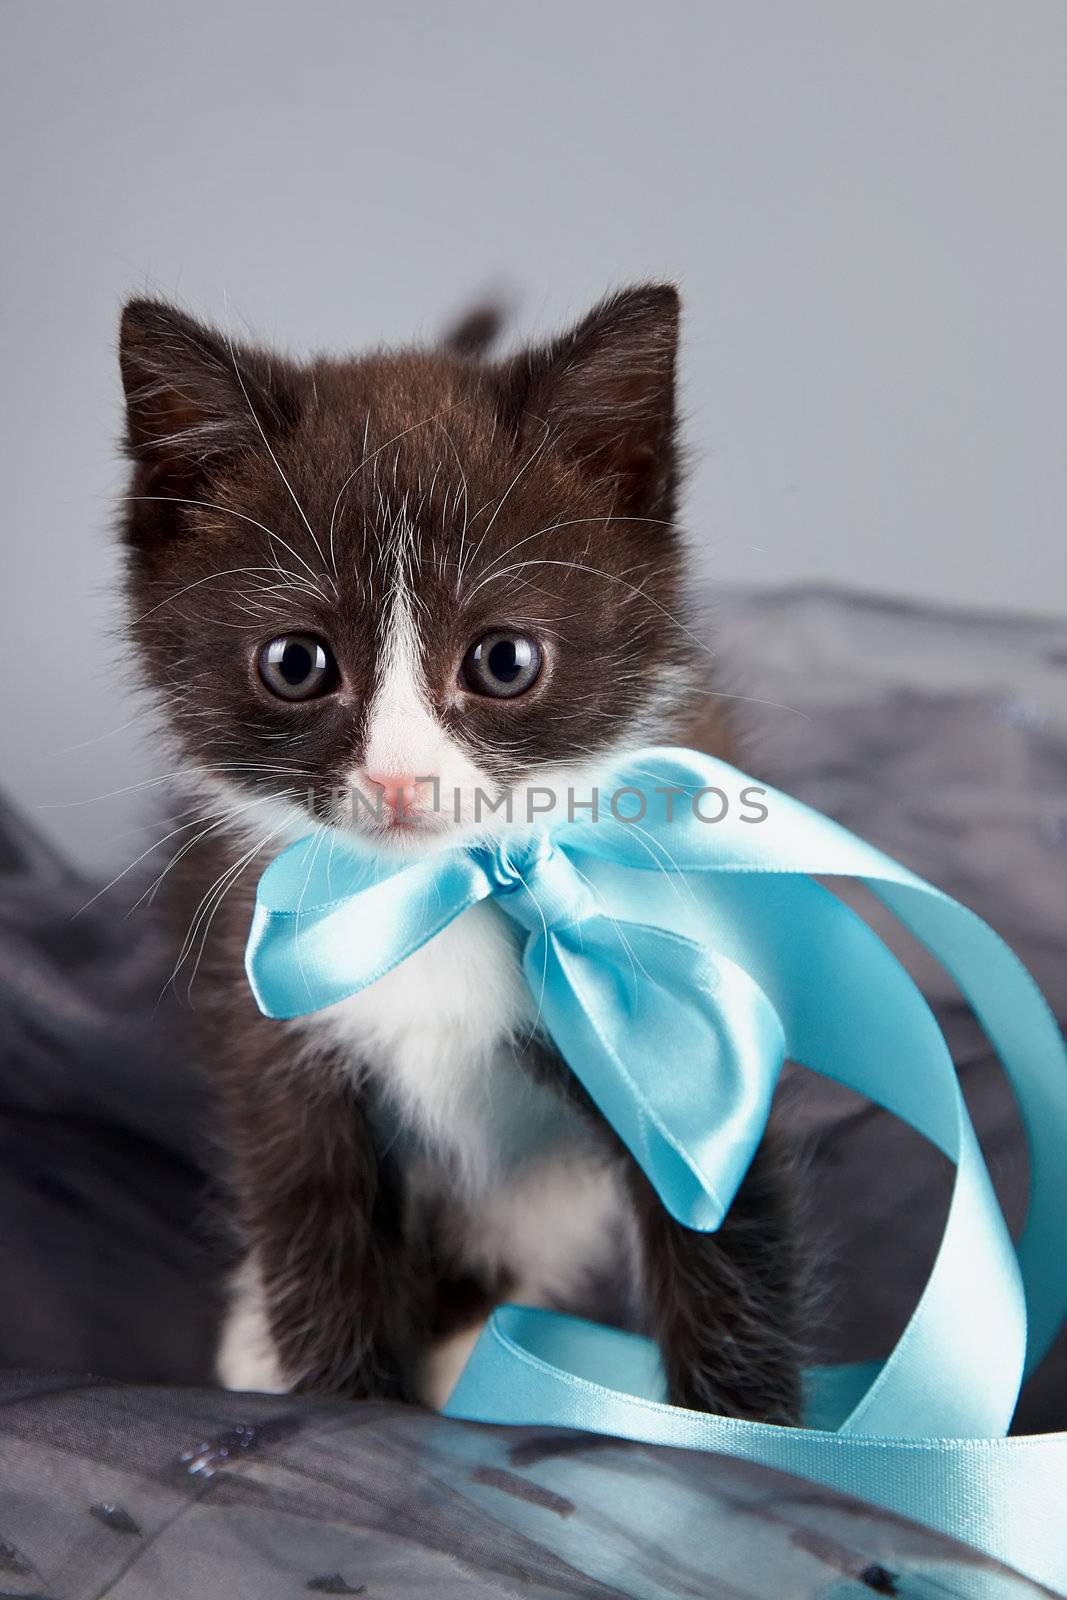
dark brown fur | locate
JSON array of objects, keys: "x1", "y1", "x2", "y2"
[{"x1": 116, "y1": 285, "x2": 799, "y2": 1419}]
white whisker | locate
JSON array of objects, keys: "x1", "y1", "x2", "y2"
[
  {"x1": 460, "y1": 419, "x2": 552, "y2": 586},
  {"x1": 223, "y1": 330, "x2": 335, "y2": 589},
  {"x1": 125, "y1": 495, "x2": 326, "y2": 596},
  {"x1": 328, "y1": 413, "x2": 444, "y2": 564},
  {"x1": 176, "y1": 821, "x2": 289, "y2": 1003}
]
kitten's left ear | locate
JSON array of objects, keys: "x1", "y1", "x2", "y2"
[{"x1": 501, "y1": 283, "x2": 681, "y2": 519}]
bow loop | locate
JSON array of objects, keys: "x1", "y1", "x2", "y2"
[{"x1": 524, "y1": 910, "x2": 786, "y2": 1230}]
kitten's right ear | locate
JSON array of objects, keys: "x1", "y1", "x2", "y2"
[
  {"x1": 118, "y1": 298, "x2": 297, "y2": 502},
  {"x1": 498, "y1": 284, "x2": 681, "y2": 520}
]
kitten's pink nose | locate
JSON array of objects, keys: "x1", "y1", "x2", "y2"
[{"x1": 365, "y1": 771, "x2": 423, "y2": 819}]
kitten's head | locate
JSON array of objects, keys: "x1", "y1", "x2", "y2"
[{"x1": 118, "y1": 285, "x2": 706, "y2": 855}]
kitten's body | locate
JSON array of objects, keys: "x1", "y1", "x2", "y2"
[
  {"x1": 118, "y1": 287, "x2": 801, "y2": 1421},
  {"x1": 266, "y1": 896, "x2": 637, "y2": 1404}
]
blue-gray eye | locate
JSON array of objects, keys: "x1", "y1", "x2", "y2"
[
  {"x1": 258, "y1": 634, "x2": 337, "y2": 701},
  {"x1": 462, "y1": 631, "x2": 543, "y2": 698}
]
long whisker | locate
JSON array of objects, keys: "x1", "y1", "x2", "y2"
[
  {"x1": 72, "y1": 803, "x2": 237, "y2": 919},
  {"x1": 42, "y1": 762, "x2": 317, "y2": 809},
  {"x1": 125, "y1": 495, "x2": 326, "y2": 595},
  {"x1": 328, "y1": 410, "x2": 371, "y2": 578},
  {"x1": 468, "y1": 511, "x2": 682, "y2": 590},
  {"x1": 223, "y1": 330, "x2": 334, "y2": 589},
  {"x1": 565, "y1": 856, "x2": 646, "y2": 998},
  {"x1": 328, "y1": 412, "x2": 444, "y2": 563},
  {"x1": 130, "y1": 566, "x2": 311, "y2": 626},
  {"x1": 507, "y1": 861, "x2": 550, "y2": 1049},
  {"x1": 467, "y1": 557, "x2": 812, "y2": 722},
  {"x1": 139, "y1": 814, "x2": 246, "y2": 915},
  {"x1": 293, "y1": 823, "x2": 329, "y2": 1005},
  {"x1": 460, "y1": 419, "x2": 552, "y2": 585},
  {"x1": 175, "y1": 821, "x2": 288, "y2": 1003},
  {"x1": 42, "y1": 713, "x2": 151, "y2": 760},
  {"x1": 427, "y1": 419, "x2": 472, "y2": 587},
  {"x1": 130, "y1": 790, "x2": 293, "y2": 914}
]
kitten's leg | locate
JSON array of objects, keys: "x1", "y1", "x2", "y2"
[
  {"x1": 416, "y1": 1147, "x2": 632, "y2": 1409},
  {"x1": 415, "y1": 1247, "x2": 504, "y2": 1409},
  {"x1": 220, "y1": 1041, "x2": 412, "y2": 1400},
  {"x1": 628, "y1": 1135, "x2": 803, "y2": 1424},
  {"x1": 419, "y1": 1276, "x2": 542, "y2": 1410},
  {"x1": 410, "y1": 1194, "x2": 512, "y2": 1410},
  {"x1": 420, "y1": 1317, "x2": 488, "y2": 1410},
  {"x1": 216, "y1": 1253, "x2": 288, "y2": 1394}
]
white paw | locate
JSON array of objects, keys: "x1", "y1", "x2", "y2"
[
  {"x1": 418, "y1": 1320, "x2": 486, "y2": 1410},
  {"x1": 216, "y1": 1256, "x2": 291, "y2": 1395}
]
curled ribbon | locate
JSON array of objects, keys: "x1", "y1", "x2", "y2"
[{"x1": 246, "y1": 748, "x2": 1067, "y2": 1593}]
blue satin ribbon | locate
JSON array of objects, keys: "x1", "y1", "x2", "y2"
[{"x1": 245, "y1": 748, "x2": 1067, "y2": 1594}]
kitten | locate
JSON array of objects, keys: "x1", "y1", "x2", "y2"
[{"x1": 117, "y1": 284, "x2": 802, "y2": 1420}]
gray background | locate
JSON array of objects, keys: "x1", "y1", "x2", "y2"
[{"x1": 3, "y1": 1, "x2": 1066, "y2": 869}]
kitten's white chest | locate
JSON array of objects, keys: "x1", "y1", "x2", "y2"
[
  {"x1": 229, "y1": 884, "x2": 637, "y2": 1405},
  {"x1": 301, "y1": 895, "x2": 635, "y2": 1369},
  {"x1": 313, "y1": 898, "x2": 563, "y2": 1185}
]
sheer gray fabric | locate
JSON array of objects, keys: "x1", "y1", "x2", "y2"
[{"x1": 1, "y1": 587, "x2": 1063, "y2": 1597}]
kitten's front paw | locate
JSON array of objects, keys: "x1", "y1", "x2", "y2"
[
  {"x1": 216, "y1": 1256, "x2": 291, "y2": 1395},
  {"x1": 418, "y1": 1320, "x2": 486, "y2": 1410}
]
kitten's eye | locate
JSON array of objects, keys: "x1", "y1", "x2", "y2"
[
  {"x1": 257, "y1": 634, "x2": 337, "y2": 701},
  {"x1": 461, "y1": 631, "x2": 543, "y2": 699}
]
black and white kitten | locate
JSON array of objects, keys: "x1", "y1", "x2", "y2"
[{"x1": 117, "y1": 284, "x2": 802, "y2": 1420}]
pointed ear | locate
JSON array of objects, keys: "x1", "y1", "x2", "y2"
[
  {"x1": 118, "y1": 298, "x2": 299, "y2": 501},
  {"x1": 502, "y1": 284, "x2": 681, "y2": 518}
]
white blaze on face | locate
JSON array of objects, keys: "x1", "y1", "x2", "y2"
[
  {"x1": 352, "y1": 538, "x2": 622, "y2": 840},
  {"x1": 356, "y1": 579, "x2": 487, "y2": 823}
]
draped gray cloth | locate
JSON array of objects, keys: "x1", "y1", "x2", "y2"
[{"x1": 1, "y1": 586, "x2": 1064, "y2": 1598}]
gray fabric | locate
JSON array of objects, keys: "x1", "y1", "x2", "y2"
[
  {"x1": 0, "y1": 1371, "x2": 1046, "y2": 1599},
  {"x1": 0, "y1": 584, "x2": 1064, "y2": 1595}
]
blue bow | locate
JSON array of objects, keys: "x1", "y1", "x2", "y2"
[{"x1": 246, "y1": 748, "x2": 1067, "y2": 1594}]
